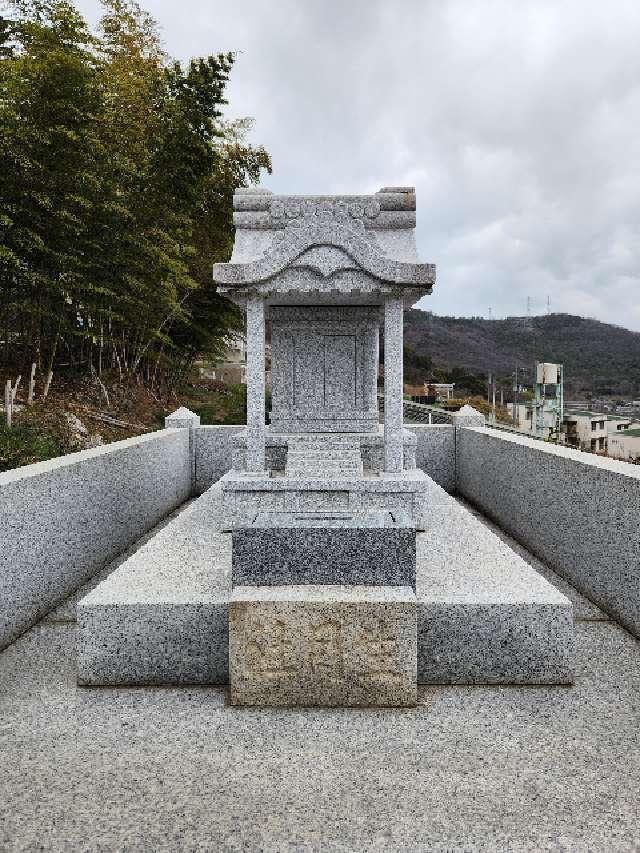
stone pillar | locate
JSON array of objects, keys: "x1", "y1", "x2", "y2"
[
  {"x1": 245, "y1": 292, "x2": 266, "y2": 473},
  {"x1": 384, "y1": 294, "x2": 404, "y2": 473},
  {"x1": 165, "y1": 406, "x2": 201, "y2": 492}
]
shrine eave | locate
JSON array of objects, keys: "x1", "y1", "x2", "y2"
[{"x1": 212, "y1": 221, "x2": 436, "y2": 290}]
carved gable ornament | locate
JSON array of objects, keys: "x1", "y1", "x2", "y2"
[{"x1": 212, "y1": 187, "x2": 436, "y2": 305}]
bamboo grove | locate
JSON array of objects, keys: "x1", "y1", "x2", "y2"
[{"x1": 0, "y1": 0, "x2": 271, "y2": 390}]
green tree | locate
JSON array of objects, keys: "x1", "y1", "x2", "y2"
[
  {"x1": 0, "y1": 0, "x2": 102, "y2": 374},
  {"x1": 0, "y1": 0, "x2": 271, "y2": 392}
]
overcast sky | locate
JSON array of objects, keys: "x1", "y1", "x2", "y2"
[{"x1": 77, "y1": 0, "x2": 640, "y2": 330}]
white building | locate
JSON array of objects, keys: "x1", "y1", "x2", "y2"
[
  {"x1": 508, "y1": 402, "x2": 558, "y2": 439},
  {"x1": 561, "y1": 411, "x2": 607, "y2": 453},
  {"x1": 608, "y1": 427, "x2": 640, "y2": 462}
]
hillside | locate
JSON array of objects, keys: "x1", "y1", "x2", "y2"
[{"x1": 403, "y1": 311, "x2": 640, "y2": 398}]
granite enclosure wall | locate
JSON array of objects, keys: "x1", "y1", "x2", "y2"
[
  {"x1": 457, "y1": 426, "x2": 640, "y2": 637},
  {"x1": 409, "y1": 425, "x2": 456, "y2": 492},
  {"x1": 0, "y1": 429, "x2": 191, "y2": 650},
  {"x1": 193, "y1": 425, "x2": 245, "y2": 494}
]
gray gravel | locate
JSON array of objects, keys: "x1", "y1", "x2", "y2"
[{"x1": 2, "y1": 615, "x2": 639, "y2": 851}]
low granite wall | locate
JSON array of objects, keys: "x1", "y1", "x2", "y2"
[
  {"x1": 409, "y1": 425, "x2": 456, "y2": 492},
  {"x1": 457, "y1": 427, "x2": 640, "y2": 637},
  {"x1": 193, "y1": 425, "x2": 245, "y2": 494},
  {"x1": 0, "y1": 429, "x2": 191, "y2": 650}
]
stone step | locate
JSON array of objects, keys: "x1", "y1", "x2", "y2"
[
  {"x1": 288, "y1": 438, "x2": 361, "y2": 446},
  {"x1": 287, "y1": 446, "x2": 360, "y2": 454},
  {"x1": 229, "y1": 585, "x2": 418, "y2": 707},
  {"x1": 286, "y1": 453, "x2": 362, "y2": 463},
  {"x1": 285, "y1": 436, "x2": 364, "y2": 479},
  {"x1": 287, "y1": 450, "x2": 360, "y2": 461},
  {"x1": 286, "y1": 458, "x2": 363, "y2": 469}
]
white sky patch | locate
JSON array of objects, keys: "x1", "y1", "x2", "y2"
[{"x1": 75, "y1": 0, "x2": 640, "y2": 330}]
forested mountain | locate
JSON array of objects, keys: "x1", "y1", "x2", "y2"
[{"x1": 403, "y1": 311, "x2": 640, "y2": 398}]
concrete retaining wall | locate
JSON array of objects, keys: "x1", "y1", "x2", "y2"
[
  {"x1": 0, "y1": 429, "x2": 191, "y2": 650},
  {"x1": 409, "y1": 425, "x2": 456, "y2": 492},
  {"x1": 457, "y1": 427, "x2": 640, "y2": 637},
  {"x1": 193, "y1": 425, "x2": 245, "y2": 494}
]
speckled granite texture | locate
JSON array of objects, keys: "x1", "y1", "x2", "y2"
[
  {"x1": 193, "y1": 425, "x2": 245, "y2": 493},
  {"x1": 212, "y1": 186, "x2": 436, "y2": 479},
  {"x1": 384, "y1": 294, "x2": 404, "y2": 473},
  {"x1": 77, "y1": 485, "x2": 229, "y2": 685},
  {"x1": 229, "y1": 585, "x2": 417, "y2": 707},
  {"x1": 418, "y1": 481, "x2": 574, "y2": 684},
  {"x1": 457, "y1": 426, "x2": 640, "y2": 639},
  {"x1": 212, "y1": 189, "x2": 436, "y2": 301},
  {"x1": 410, "y1": 424, "x2": 456, "y2": 492},
  {"x1": 269, "y1": 306, "x2": 379, "y2": 433},
  {"x1": 231, "y1": 511, "x2": 416, "y2": 587},
  {"x1": 0, "y1": 429, "x2": 191, "y2": 652},
  {"x1": 78, "y1": 476, "x2": 573, "y2": 686},
  {"x1": 245, "y1": 293, "x2": 266, "y2": 472},
  {"x1": 219, "y1": 468, "x2": 431, "y2": 527},
  {"x1": 4, "y1": 615, "x2": 638, "y2": 851},
  {"x1": 229, "y1": 428, "x2": 418, "y2": 475}
]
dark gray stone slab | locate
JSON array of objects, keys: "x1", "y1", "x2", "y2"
[{"x1": 231, "y1": 510, "x2": 416, "y2": 588}]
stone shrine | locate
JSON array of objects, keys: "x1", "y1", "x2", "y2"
[
  {"x1": 72, "y1": 185, "x2": 574, "y2": 711},
  {"x1": 212, "y1": 186, "x2": 435, "y2": 526},
  {"x1": 212, "y1": 186, "x2": 435, "y2": 706}
]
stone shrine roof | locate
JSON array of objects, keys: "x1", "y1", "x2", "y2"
[{"x1": 212, "y1": 187, "x2": 436, "y2": 306}]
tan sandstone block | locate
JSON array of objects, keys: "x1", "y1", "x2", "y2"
[{"x1": 229, "y1": 585, "x2": 417, "y2": 707}]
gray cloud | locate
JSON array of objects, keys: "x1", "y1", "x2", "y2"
[{"x1": 77, "y1": 0, "x2": 640, "y2": 329}]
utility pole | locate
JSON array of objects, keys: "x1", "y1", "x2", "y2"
[
  {"x1": 527, "y1": 296, "x2": 532, "y2": 317},
  {"x1": 487, "y1": 372, "x2": 492, "y2": 404},
  {"x1": 491, "y1": 375, "x2": 496, "y2": 425}
]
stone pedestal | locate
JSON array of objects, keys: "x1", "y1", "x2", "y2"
[
  {"x1": 229, "y1": 585, "x2": 417, "y2": 707},
  {"x1": 231, "y1": 511, "x2": 416, "y2": 588}
]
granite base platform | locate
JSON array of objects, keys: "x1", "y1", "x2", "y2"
[{"x1": 77, "y1": 478, "x2": 574, "y2": 687}]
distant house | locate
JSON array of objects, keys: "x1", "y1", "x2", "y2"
[
  {"x1": 608, "y1": 427, "x2": 640, "y2": 462},
  {"x1": 200, "y1": 334, "x2": 271, "y2": 387},
  {"x1": 508, "y1": 401, "x2": 558, "y2": 439},
  {"x1": 423, "y1": 382, "x2": 455, "y2": 402},
  {"x1": 561, "y1": 411, "x2": 607, "y2": 454}
]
